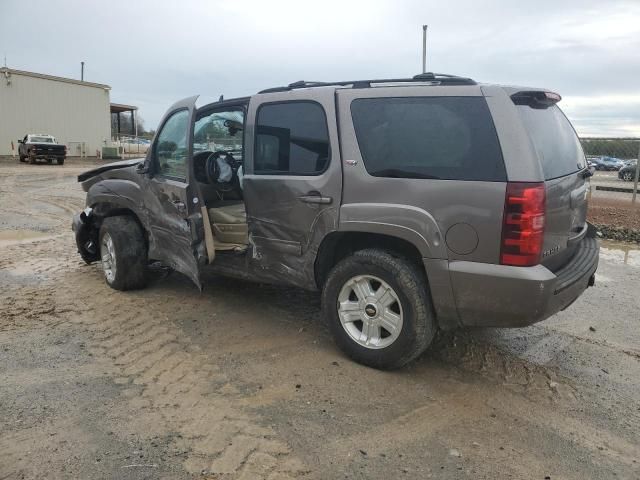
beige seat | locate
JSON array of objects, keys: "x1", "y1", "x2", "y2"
[{"x1": 208, "y1": 202, "x2": 248, "y2": 249}]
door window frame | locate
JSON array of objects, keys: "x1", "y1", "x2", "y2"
[{"x1": 253, "y1": 100, "x2": 332, "y2": 176}]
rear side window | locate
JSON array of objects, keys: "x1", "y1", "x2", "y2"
[
  {"x1": 254, "y1": 101, "x2": 330, "y2": 175},
  {"x1": 350, "y1": 97, "x2": 505, "y2": 181},
  {"x1": 516, "y1": 105, "x2": 585, "y2": 180}
]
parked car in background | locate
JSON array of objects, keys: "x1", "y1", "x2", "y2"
[
  {"x1": 18, "y1": 134, "x2": 66, "y2": 165},
  {"x1": 592, "y1": 156, "x2": 624, "y2": 171},
  {"x1": 618, "y1": 160, "x2": 639, "y2": 181}
]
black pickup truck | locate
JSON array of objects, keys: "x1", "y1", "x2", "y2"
[{"x1": 18, "y1": 134, "x2": 66, "y2": 165}]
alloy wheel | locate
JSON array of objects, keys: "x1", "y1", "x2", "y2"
[
  {"x1": 337, "y1": 275, "x2": 403, "y2": 349},
  {"x1": 101, "y1": 233, "x2": 117, "y2": 283}
]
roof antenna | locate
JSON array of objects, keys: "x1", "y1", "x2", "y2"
[
  {"x1": 3, "y1": 54, "x2": 7, "y2": 68},
  {"x1": 218, "y1": 94, "x2": 224, "y2": 102}
]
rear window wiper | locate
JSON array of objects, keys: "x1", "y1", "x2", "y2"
[{"x1": 370, "y1": 168, "x2": 441, "y2": 179}]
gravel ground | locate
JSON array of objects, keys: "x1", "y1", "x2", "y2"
[
  {"x1": 1, "y1": 159, "x2": 639, "y2": 479},
  {"x1": 588, "y1": 171, "x2": 640, "y2": 242},
  {"x1": 589, "y1": 196, "x2": 640, "y2": 230}
]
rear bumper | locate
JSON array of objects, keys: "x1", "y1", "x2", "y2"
[
  {"x1": 448, "y1": 225, "x2": 599, "y2": 328},
  {"x1": 33, "y1": 155, "x2": 65, "y2": 159}
]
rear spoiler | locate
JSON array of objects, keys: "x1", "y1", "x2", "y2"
[{"x1": 511, "y1": 91, "x2": 561, "y2": 109}]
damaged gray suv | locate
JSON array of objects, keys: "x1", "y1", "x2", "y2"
[{"x1": 73, "y1": 73, "x2": 599, "y2": 369}]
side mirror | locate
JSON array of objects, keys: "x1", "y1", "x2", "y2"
[{"x1": 18, "y1": 139, "x2": 23, "y2": 144}]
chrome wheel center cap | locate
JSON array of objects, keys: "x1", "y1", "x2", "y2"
[{"x1": 364, "y1": 303, "x2": 378, "y2": 318}]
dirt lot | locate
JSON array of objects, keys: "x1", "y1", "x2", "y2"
[
  {"x1": 589, "y1": 171, "x2": 640, "y2": 230},
  {"x1": 589, "y1": 197, "x2": 640, "y2": 231},
  {"x1": 1, "y1": 159, "x2": 639, "y2": 479}
]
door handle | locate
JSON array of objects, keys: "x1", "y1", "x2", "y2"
[
  {"x1": 172, "y1": 200, "x2": 187, "y2": 213},
  {"x1": 298, "y1": 193, "x2": 332, "y2": 205}
]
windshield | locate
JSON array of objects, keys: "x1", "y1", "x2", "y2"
[
  {"x1": 30, "y1": 136, "x2": 55, "y2": 143},
  {"x1": 517, "y1": 105, "x2": 585, "y2": 180},
  {"x1": 193, "y1": 110, "x2": 244, "y2": 153}
]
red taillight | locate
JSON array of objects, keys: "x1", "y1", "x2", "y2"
[{"x1": 500, "y1": 182, "x2": 545, "y2": 267}]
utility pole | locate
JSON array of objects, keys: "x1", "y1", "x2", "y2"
[
  {"x1": 81, "y1": 61, "x2": 85, "y2": 81},
  {"x1": 632, "y1": 141, "x2": 640, "y2": 205},
  {"x1": 422, "y1": 25, "x2": 428, "y2": 73}
]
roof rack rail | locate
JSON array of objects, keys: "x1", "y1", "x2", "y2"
[{"x1": 258, "y1": 73, "x2": 476, "y2": 94}]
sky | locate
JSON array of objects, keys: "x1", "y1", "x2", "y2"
[{"x1": 1, "y1": 0, "x2": 639, "y2": 137}]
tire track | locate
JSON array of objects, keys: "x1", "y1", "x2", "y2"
[
  {"x1": 1, "y1": 165, "x2": 310, "y2": 478},
  {"x1": 1, "y1": 246, "x2": 309, "y2": 479}
]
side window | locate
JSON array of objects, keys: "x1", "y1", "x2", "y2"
[
  {"x1": 254, "y1": 102, "x2": 330, "y2": 175},
  {"x1": 155, "y1": 109, "x2": 189, "y2": 180},
  {"x1": 350, "y1": 97, "x2": 506, "y2": 181}
]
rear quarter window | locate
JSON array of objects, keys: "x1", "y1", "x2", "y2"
[
  {"x1": 516, "y1": 105, "x2": 585, "y2": 180},
  {"x1": 350, "y1": 96, "x2": 506, "y2": 181}
]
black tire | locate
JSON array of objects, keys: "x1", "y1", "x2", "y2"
[
  {"x1": 18, "y1": 155, "x2": 25, "y2": 163},
  {"x1": 57, "y1": 158, "x2": 64, "y2": 165},
  {"x1": 321, "y1": 249, "x2": 437, "y2": 369},
  {"x1": 98, "y1": 216, "x2": 148, "y2": 291},
  {"x1": 622, "y1": 172, "x2": 633, "y2": 181},
  {"x1": 47, "y1": 159, "x2": 53, "y2": 164}
]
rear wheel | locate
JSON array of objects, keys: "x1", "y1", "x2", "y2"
[
  {"x1": 99, "y1": 216, "x2": 148, "y2": 290},
  {"x1": 321, "y1": 249, "x2": 437, "y2": 369}
]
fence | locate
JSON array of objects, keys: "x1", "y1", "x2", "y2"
[
  {"x1": 110, "y1": 134, "x2": 153, "y2": 159},
  {"x1": 580, "y1": 137, "x2": 640, "y2": 206}
]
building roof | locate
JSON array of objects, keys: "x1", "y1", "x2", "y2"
[
  {"x1": 0, "y1": 67, "x2": 111, "y2": 90},
  {"x1": 110, "y1": 103, "x2": 138, "y2": 113}
]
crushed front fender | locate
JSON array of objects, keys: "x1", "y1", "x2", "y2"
[{"x1": 72, "y1": 207, "x2": 100, "y2": 264}]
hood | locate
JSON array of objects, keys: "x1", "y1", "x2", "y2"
[{"x1": 77, "y1": 158, "x2": 144, "y2": 182}]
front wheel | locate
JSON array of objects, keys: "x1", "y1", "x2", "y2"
[
  {"x1": 622, "y1": 171, "x2": 634, "y2": 181},
  {"x1": 321, "y1": 249, "x2": 437, "y2": 369},
  {"x1": 99, "y1": 216, "x2": 148, "y2": 290}
]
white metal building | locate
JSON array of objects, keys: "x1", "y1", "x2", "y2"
[{"x1": 0, "y1": 67, "x2": 112, "y2": 156}]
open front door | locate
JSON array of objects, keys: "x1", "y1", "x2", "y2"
[{"x1": 140, "y1": 96, "x2": 206, "y2": 288}]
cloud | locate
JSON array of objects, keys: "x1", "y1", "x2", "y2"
[{"x1": 1, "y1": 0, "x2": 639, "y2": 136}]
